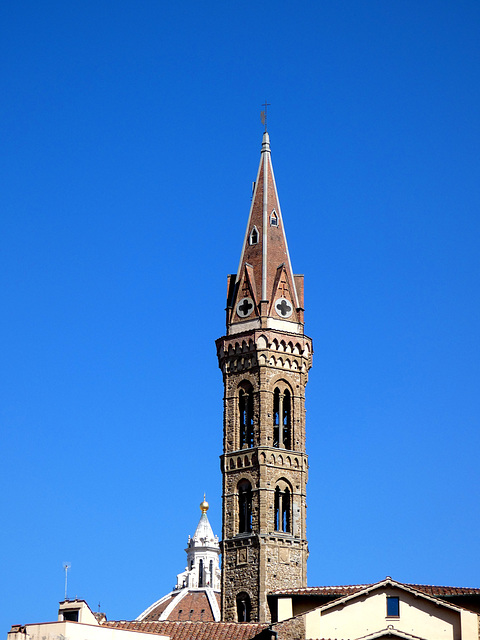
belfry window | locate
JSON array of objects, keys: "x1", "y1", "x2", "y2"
[
  {"x1": 198, "y1": 559, "x2": 204, "y2": 587},
  {"x1": 236, "y1": 592, "x2": 251, "y2": 622},
  {"x1": 239, "y1": 384, "x2": 254, "y2": 449},
  {"x1": 270, "y1": 210, "x2": 278, "y2": 226},
  {"x1": 209, "y1": 560, "x2": 213, "y2": 586},
  {"x1": 249, "y1": 226, "x2": 259, "y2": 245},
  {"x1": 274, "y1": 484, "x2": 291, "y2": 533},
  {"x1": 273, "y1": 387, "x2": 291, "y2": 449},
  {"x1": 238, "y1": 480, "x2": 252, "y2": 533}
]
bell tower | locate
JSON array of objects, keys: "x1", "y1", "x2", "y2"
[{"x1": 216, "y1": 132, "x2": 313, "y2": 623}]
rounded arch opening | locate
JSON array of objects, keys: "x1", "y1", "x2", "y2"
[
  {"x1": 274, "y1": 479, "x2": 292, "y2": 533},
  {"x1": 238, "y1": 381, "x2": 254, "y2": 449},
  {"x1": 236, "y1": 592, "x2": 252, "y2": 622},
  {"x1": 273, "y1": 384, "x2": 292, "y2": 449},
  {"x1": 237, "y1": 479, "x2": 252, "y2": 534}
]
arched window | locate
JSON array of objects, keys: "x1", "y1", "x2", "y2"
[
  {"x1": 249, "y1": 226, "x2": 259, "y2": 245},
  {"x1": 238, "y1": 480, "x2": 252, "y2": 533},
  {"x1": 270, "y1": 210, "x2": 278, "y2": 227},
  {"x1": 239, "y1": 383, "x2": 254, "y2": 448},
  {"x1": 198, "y1": 558, "x2": 204, "y2": 587},
  {"x1": 209, "y1": 560, "x2": 213, "y2": 586},
  {"x1": 236, "y1": 592, "x2": 251, "y2": 622},
  {"x1": 274, "y1": 483, "x2": 291, "y2": 533},
  {"x1": 273, "y1": 387, "x2": 291, "y2": 449}
]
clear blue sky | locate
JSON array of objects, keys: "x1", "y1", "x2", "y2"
[{"x1": 1, "y1": 0, "x2": 479, "y2": 634}]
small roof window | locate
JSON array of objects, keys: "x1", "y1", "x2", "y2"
[
  {"x1": 270, "y1": 210, "x2": 278, "y2": 227},
  {"x1": 249, "y1": 226, "x2": 259, "y2": 245}
]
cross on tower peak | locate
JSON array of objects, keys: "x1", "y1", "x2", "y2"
[{"x1": 260, "y1": 101, "x2": 271, "y2": 133}]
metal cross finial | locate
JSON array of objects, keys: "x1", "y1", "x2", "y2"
[{"x1": 260, "y1": 101, "x2": 271, "y2": 132}]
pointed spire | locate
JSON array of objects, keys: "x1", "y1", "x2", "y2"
[{"x1": 226, "y1": 133, "x2": 305, "y2": 334}]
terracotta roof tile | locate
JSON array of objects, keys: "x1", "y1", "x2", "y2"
[
  {"x1": 270, "y1": 585, "x2": 367, "y2": 596},
  {"x1": 407, "y1": 584, "x2": 480, "y2": 596},
  {"x1": 271, "y1": 583, "x2": 480, "y2": 597},
  {"x1": 142, "y1": 595, "x2": 176, "y2": 620},
  {"x1": 104, "y1": 620, "x2": 268, "y2": 640},
  {"x1": 142, "y1": 591, "x2": 221, "y2": 622}
]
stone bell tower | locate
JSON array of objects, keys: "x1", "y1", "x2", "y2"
[{"x1": 216, "y1": 132, "x2": 313, "y2": 623}]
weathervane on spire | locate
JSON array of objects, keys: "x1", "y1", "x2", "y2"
[{"x1": 260, "y1": 101, "x2": 271, "y2": 132}]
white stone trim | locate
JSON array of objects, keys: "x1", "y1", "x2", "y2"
[
  {"x1": 136, "y1": 593, "x2": 175, "y2": 621},
  {"x1": 159, "y1": 589, "x2": 190, "y2": 621},
  {"x1": 205, "y1": 588, "x2": 221, "y2": 621}
]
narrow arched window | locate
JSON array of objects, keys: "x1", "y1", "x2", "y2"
[
  {"x1": 238, "y1": 480, "x2": 252, "y2": 533},
  {"x1": 249, "y1": 226, "x2": 259, "y2": 245},
  {"x1": 270, "y1": 210, "x2": 278, "y2": 227},
  {"x1": 198, "y1": 558, "x2": 204, "y2": 587},
  {"x1": 239, "y1": 384, "x2": 254, "y2": 448},
  {"x1": 274, "y1": 484, "x2": 291, "y2": 533},
  {"x1": 273, "y1": 387, "x2": 291, "y2": 449},
  {"x1": 209, "y1": 560, "x2": 213, "y2": 586},
  {"x1": 236, "y1": 592, "x2": 251, "y2": 622},
  {"x1": 283, "y1": 389, "x2": 291, "y2": 449}
]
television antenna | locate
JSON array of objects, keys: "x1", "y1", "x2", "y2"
[{"x1": 63, "y1": 563, "x2": 71, "y2": 600}]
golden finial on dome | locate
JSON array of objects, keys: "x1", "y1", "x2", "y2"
[{"x1": 200, "y1": 494, "x2": 209, "y2": 514}]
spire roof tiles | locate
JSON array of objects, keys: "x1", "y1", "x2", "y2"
[{"x1": 227, "y1": 132, "x2": 304, "y2": 332}]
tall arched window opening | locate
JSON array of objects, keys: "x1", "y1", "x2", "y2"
[
  {"x1": 273, "y1": 387, "x2": 291, "y2": 449},
  {"x1": 274, "y1": 485, "x2": 291, "y2": 533},
  {"x1": 236, "y1": 592, "x2": 251, "y2": 622},
  {"x1": 198, "y1": 559, "x2": 204, "y2": 587},
  {"x1": 238, "y1": 480, "x2": 252, "y2": 533},
  {"x1": 209, "y1": 560, "x2": 213, "y2": 586},
  {"x1": 239, "y1": 384, "x2": 254, "y2": 448}
]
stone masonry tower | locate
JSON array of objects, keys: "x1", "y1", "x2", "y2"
[{"x1": 216, "y1": 132, "x2": 313, "y2": 623}]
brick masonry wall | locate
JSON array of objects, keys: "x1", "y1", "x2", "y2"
[
  {"x1": 218, "y1": 329, "x2": 312, "y2": 623},
  {"x1": 270, "y1": 613, "x2": 307, "y2": 640}
]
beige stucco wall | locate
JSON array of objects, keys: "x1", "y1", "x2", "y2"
[
  {"x1": 277, "y1": 597, "x2": 293, "y2": 621},
  {"x1": 304, "y1": 588, "x2": 477, "y2": 640},
  {"x1": 8, "y1": 621, "x2": 168, "y2": 640},
  {"x1": 58, "y1": 600, "x2": 98, "y2": 625}
]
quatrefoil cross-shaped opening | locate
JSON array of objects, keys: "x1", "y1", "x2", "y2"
[
  {"x1": 236, "y1": 297, "x2": 254, "y2": 318},
  {"x1": 275, "y1": 297, "x2": 293, "y2": 318}
]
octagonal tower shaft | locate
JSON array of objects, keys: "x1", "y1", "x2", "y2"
[{"x1": 216, "y1": 133, "x2": 313, "y2": 623}]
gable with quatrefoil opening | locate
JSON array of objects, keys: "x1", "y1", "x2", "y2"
[{"x1": 268, "y1": 264, "x2": 299, "y2": 323}]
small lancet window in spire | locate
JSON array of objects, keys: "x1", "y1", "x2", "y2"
[
  {"x1": 249, "y1": 226, "x2": 259, "y2": 245},
  {"x1": 270, "y1": 210, "x2": 278, "y2": 227}
]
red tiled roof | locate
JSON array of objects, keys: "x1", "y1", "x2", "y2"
[
  {"x1": 104, "y1": 620, "x2": 268, "y2": 640},
  {"x1": 270, "y1": 585, "x2": 367, "y2": 596},
  {"x1": 270, "y1": 583, "x2": 480, "y2": 597},
  {"x1": 141, "y1": 591, "x2": 221, "y2": 622},
  {"x1": 407, "y1": 584, "x2": 480, "y2": 596},
  {"x1": 141, "y1": 594, "x2": 176, "y2": 620}
]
